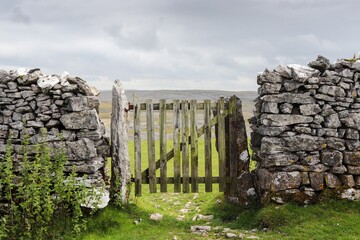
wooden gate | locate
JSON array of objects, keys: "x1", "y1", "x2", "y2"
[{"x1": 129, "y1": 96, "x2": 240, "y2": 196}]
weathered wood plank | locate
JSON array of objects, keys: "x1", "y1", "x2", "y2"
[
  {"x1": 159, "y1": 99, "x2": 167, "y2": 192},
  {"x1": 110, "y1": 80, "x2": 131, "y2": 204},
  {"x1": 228, "y1": 96, "x2": 237, "y2": 196},
  {"x1": 132, "y1": 176, "x2": 222, "y2": 184},
  {"x1": 204, "y1": 99, "x2": 212, "y2": 192},
  {"x1": 190, "y1": 100, "x2": 199, "y2": 193},
  {"x1": 137, "y1": 102, "x2": 217, "y2": 111},
  {"x1": 181, "y1": 100, "x2": 190, "y2": 193},
  {"x1": 141, "y1": 110, "x2": 221, "y2": 179},
  {"x1": 173, "y1": 99, "x2": 181, "y2": 192},
  {"x1": 217, "y1": 97, "x2": 226, "y2": 192},
  {"x1": 146, "y1": 99, "x2": 156, "y2": 193},
  {"x1": 134, "y1": 97, "x2": 142, "y2": 196}
]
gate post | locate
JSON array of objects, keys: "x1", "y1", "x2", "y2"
[
  {"x1": 226, "y1": 96, "x2": 250, "y2": 200},
  {"x1": 110, "y1": 80, "x2": 131, "y2": 205}
]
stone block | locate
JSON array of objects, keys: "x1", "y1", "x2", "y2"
[
  {"x1": 346, "y1": 128, "x2": 359, "y2": 139},
  {"x1": 321, "y1": 150, "x2": 343, "y2": 167},
  {"x1": 344, "y1": 151, "x2": 360, "y2": 166},
  {"x1": 261, "y1": 102, "x2": 279, "y2": 113},
  {"x1": 284, "y1": 134, "x2": 325, "y2": 152},
  {"x1": 64, "y1": 157, "x2": 104, "y2": 174},
  {"x1": 313, "y1": 114, "x2": 324, "y2": 124},
  {"x1": 324, "y1": 113, "x2": 341, "y2": 128},
  {"x1": 257, "y1": 71, "x2": 283, "y2": 84},
  {"x1": 318, "y1": 85, "x2": 346, "y2": 97},
  {"x1": 0, "y1": 129, "x2": 8, "y2": 139},
  {"x1": 9, "y1": 121, "x2": 24, "y2": 130},
  {"x1": 341, "y1": 113, "x2": 360, "y2": 130},
  {"x1": 66, "y1": 138, "x2": 97, "y2": 160},
  {"x1": 347, "y1": 166, "x2": 360, "y2": 175},
  {"x1": 288, "y1": 64, "x2": 320, "y2": 81},
  {"x1": 309, "y1": 172, "x2": 324, "y2": 191},
  {"x1": 345, "y1": 140, "x2": 360, "y2": 151},
  {"x1": 317, "y1": 128, "x2": 338, "y2": 137},
  {"x1": 261, "y1": 114, "x2": 313, "y2": 127},
  {"x1": 269, "y1": 171, "x2": 301, "y2": 191},
  {"x1": 8, "y1": 129, "x2": 18, "y2": 139},
  {"x1": 340, "y1": 175, "x2": 355, "y2": 187},
  {"x1": 15, "y1": 106, "x2": 32, "y2": 113},
  {"x1": 314, "y1": 94, "x2": 335, "y2": 102},
  {"x1": 256, "y1": 169, "x2": 271, "y2": 191},
  {"x1": 274, "y1": 65, "x2": 292, "y2": 78},
  {"x1": 283, "y1": 164, "x2": 309, "y2": 172},
  {"x1": 260, "y1": 83, "x2": 282, "y2": 95},
  {"x1": 260, "y1": 137, "x2": 285, "y2": 154},
  {"x1": 294, "y1": 126, "x2": 312, "y2": 134},
  {"x1": 299, "y1": 104, "x2": 321, "y2": 115},
  {"x1": 309, "y1": 164, "x2": 329, "y2": 172},
  {"x1": 284, "y1": 80, "x2": 303, "y2": 91},
  {"x1": 66, "y1": 96, "x2": 100, "y2": 112},
  {"x1": 355, "y1": 176, "x2": 360, "y2": 186},
  {"x1": 258, "y1": 126, "x2": 287, "y2": 136},
  {"x1": 60, "y1": 109, "x2": 100, "y2": 130},
  {"x1": 237, "y1": 172, "x2": 257, "y2": 205},
  {"x1": 261, "y1": 93, "x2": 316, "y2": 104},
  {"x1": 330, "y1": 165, "x2": 347, "y2": 174},
  {"x1": 262, "y1": 153, "x2": 298, "y2": 167},
  {"x1": 77, "y1": 129, "x2": 102, "y2": 140},
  {"x1": 302, "y1": 154, "x2": 320, "y2": 165},
  {"x1": 324, "y1": 173, "x2": 341, "y2": 188},
  {"x1": 301, "y1": 172, "x2": 310, "y2": 185},
  {"x1": 280, "y1": 131, "x2": 296, "y2": 137},
  {"x1": 279, "y1": 103, "x2": 293, "y2": 113},
  {"x1": 45, "y1": 119, "x2": 61, "y2": 128},
  {"x1": 326, "y1": 137, "x2": 346, "y2": 151},
  {"x1": 26, "y1": 121, "x2": 44, "y2": 128}
]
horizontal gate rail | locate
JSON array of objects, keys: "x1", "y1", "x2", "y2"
[
  {"x1": 131, "y1": 176, "x2": 229, "y2": 184},
  {"x1": 129, "y1": 102, "x2": 221, "y2": 111}
]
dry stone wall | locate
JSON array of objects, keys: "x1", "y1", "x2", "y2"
[
  {"x1": 251, "y1": 54, "x2": 360, "y2": 203},
  {"x1": 0, "y1": 68, "x2": 110, "y2": 207}
]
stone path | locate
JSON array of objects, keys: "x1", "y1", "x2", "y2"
[{"x1": 148, "y1": 193, "x2": 261, "y2": 239}]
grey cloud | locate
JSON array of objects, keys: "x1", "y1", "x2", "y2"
[
  {"x1": 106, "y1": 24, "x2": 160, "y2": 50},
  {"x1": 11, "y1": 6, "x2": 30, "y2": 24},
  {"x1": 0, "y1": 0, "x2": 359, "y2": 90}
]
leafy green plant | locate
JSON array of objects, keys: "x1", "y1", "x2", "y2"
[{"x1": 0, "y1": 132, "x2": 101, "y2": 239}]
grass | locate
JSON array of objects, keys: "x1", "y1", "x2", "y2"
[
  {"x1": 84, "y1": 135, "x2": 360, "y2": 239},
  {"x1": 79, "y1": 191, "x2": 360, "y2": 240},
  {"x1": 78, "y1": 101, "x2": 360, "y2": 239}
]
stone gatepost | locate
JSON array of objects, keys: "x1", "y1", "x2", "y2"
[{"x1": 110, "y1": 80, "x2": 131, "y2": 205}]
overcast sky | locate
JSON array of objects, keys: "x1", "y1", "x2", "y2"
[{"x1": 0, "y1": 0, "x2": 359, "y2": 90}]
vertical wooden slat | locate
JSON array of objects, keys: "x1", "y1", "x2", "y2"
[
  {"x1": 217, "y1": 97, "x2": 226, "y2": 192},
  {"x1": 190, "y1": 100, "x2": 199, "y2": 193},
  {"x1": 159, "y1": 99, "x2": 167, "y2": 192},
  {"x1": 204, "y1": 99, "x2": 212, "y2": 192},
  {"x1": 228, "y1": 96, "x2": 237, "y2": 196},
  {"x1": 173, "y1": 99, "x2": 181, "y2": 192},
  {"x1": 146, "y1": 99, "x2": 156, "y2": 193},
  {"x1": 134, "y1": 98, "x2": 142, "y2": 196},
  {"x1": 181, "y1": 100, "x2": 190, "y2": 193}
]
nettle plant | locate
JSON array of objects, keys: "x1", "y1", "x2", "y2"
[{"x1": 0, "y1": 131, "x2": 101, "y2": 240}]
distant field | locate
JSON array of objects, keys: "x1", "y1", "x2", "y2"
[
  {"x1": 98, "y1": 89, "x2": 258, "y2": 102},
  {"x1": 98, "y1": 90, "x2": 256, "y2": 136}
]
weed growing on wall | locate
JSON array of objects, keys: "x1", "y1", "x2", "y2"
[{"x1": 0, "y1": 133, "x2": 101, "y2": 239}]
